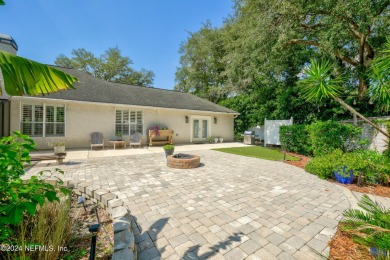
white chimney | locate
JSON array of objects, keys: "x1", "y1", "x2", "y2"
[{"x1": 0, "y1": 34, "x2": 18, "y2": 55}]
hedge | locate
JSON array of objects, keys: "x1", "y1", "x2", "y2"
[
  {"x1": 308, "y1": 121, "x2": 362, "y2": 156},
  {"x1": 280, "y1": 125, "x2": 312, "y2": 155}
]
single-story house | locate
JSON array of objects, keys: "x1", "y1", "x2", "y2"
[{"x1": 3, "y1": 67, "x2": 238, "y2": 149}]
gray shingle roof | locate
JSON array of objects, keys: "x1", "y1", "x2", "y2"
[{"x1": 38, "y1": 67, "x2": 238, "y2": 114}]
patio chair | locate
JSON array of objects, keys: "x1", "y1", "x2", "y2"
[
  {"x1": 129, "y1": 132, "x2": 142, "y2": 148},
  {"x1": 90, "y1": 132, "x2": 105, "y2": 150}
]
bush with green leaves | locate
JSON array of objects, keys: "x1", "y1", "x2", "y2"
[
  {"x1": 308, "y1": 121, "x2": 362, "y2": 156},
  {"x1": 163, "y1": 144, "x2": 174, "y2": 151},
  {"x1": 0, "y1": 132, "x2": 67, "y2": 242},
  {"x1": 206, "y1": 136, "x2": 215, "y2": 143},
  {"x1": 280, "y1": 124, "x2": 312, "y2": 155},
  {"x1": 305, "y1": 148, "x2": 390, "y2": 185},
  {"x1": 343, "y1": 195, "x2": 390, "y2": 254},
  {"x1": 340, "y1": 150, "x2": 390, "y2": 185},
  {"x1": 304, "y1": 149, "x2": 343, "y2": 179},
  {"x1": 234, "y1": 132, "x2": 244, "y2": 142}
]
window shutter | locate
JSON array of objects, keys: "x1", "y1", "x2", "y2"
[{"x1": 22, "y1": 105, "x2": 33, "y2": 135}]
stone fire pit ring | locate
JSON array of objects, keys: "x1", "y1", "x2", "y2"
[{"x1": 167, "y1": 153, "x2": 200, "y2": 169}]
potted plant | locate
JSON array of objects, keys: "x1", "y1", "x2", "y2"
[
  {"x1": 163, "y1": 144, "x2": 174, "y2": 157},
  {"x1": 148, "y1": 124, "x2": 174, "y2": 146},
  {"x1": 334, "y1": 165, "x2": 354, "y2": 184},
  {"x1": 47, "y1": 140, "x2": 66, "y2": 154},
  {"x1": 148, "y1": 125, "x2": 170, "y2": 136},
  {"x1": 206, "y1": 136, "x2": 215, "y2": 143},
  {"x1": 115, "y1": 131, "x2": 122, "y2": 141}
]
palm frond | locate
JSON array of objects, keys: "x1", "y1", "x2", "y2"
[
  {"x1": 342, "y1": 195, "x2": 390, "y2": 250},
  {"x1": 0, "y1": 51, "x2": 77, "y2": 96},
  {"x1": 373, "y1": 37, "x2": 390, "y2": 75},
  {"x1": 0, "y1": 0, "x2": 4, "y2": 5},
  {"x1": 369, "y1": 37, "x2": 390, "y2": 112},
  {"x1": 299, "y1": 59, "x2": 344, "y2": 101}
]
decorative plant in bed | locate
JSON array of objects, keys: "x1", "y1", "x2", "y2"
[
  {"x1": 148, "y1": 124, "x2": 169, "y2": 136},
  {"x1": 305, "y1": 149, "x2": 390, "y2": 187},
  {"x1": 330, "y1": 195, "x2": 390, "y2": 259},
  {"x1": 0, "y1": 132, "x2": 113, "y2": 259},
  {"x1": 0, "y1": 193, "x2": 114, "y2": 260}
]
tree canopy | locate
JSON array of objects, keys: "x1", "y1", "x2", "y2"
[
  {"x1": 55, "y1": 47, "x2": 155, "y2": 87},
  {"x1": 175, "y1": 0, "x2": 390, "y2": 134}
]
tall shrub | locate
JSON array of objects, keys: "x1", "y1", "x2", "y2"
[
  {"x1": 280, "y1": 125, "x2": 312, "y2": 155},
  {"x1": 304, "y1": 149, "x2": 343, "y2": 179},
  {"x1": 308, "y1": 121, "x2": 362, "y2": 156}
]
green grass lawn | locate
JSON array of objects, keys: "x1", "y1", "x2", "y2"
[{"x1": 213, "y1": 146, "x2": 299, "y2": 161}]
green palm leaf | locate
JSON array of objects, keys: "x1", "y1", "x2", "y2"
[
  {"x1": 0, "y1": 51, "x2": 77, "y2": 96},
  {"x1": 343, "y1": 195, "x2": 390, "y2": 250},
  {"x1": 299, "y1": 59, "x2": 344, "y2": 101},
  {"x1": 369, "y1": 37, "x2": 390, "y2": 112}
]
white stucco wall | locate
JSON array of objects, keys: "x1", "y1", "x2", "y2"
[{"x1": 10, "y1": 97, "x2": 235, "y2": 149}]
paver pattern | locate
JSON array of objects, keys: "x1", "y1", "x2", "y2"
[{"x1": 26, "y1": 149, "x2": 351, "y2": 259}]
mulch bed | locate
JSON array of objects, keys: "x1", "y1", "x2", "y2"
[
  {"x1": 329, "y1": 223, "x2": 374, "y2": 260},
  {"x1": 283, "y1": 152, "x2": 388, "y2": 260},
  {"x1": 282, "y1": 151, "x2": 310, "y2": 169},
  {"x1": 335, "y1": 182, "x2": 390, "y2": 198},
  {"x1": 282, "y1": 151, "x2": 390, "y2": 198},
  {"x1": 68, "y1": 194, "x2": 114, "y2": 259}
]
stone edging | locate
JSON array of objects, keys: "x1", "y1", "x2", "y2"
[
  {"x1": 335, "y1": 185, "x2": 360, "y2": 210},
  {"x1": 58, "y1": 180, "x2": 137, "y2": 260}
]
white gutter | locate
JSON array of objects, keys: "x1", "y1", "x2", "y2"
[{"x1": 11, "y1": 96, "x2": 240, "y2": 116}]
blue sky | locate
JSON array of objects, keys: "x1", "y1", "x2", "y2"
[{"x1": 0, "y1": 0, "x2": 233, "y2": 89}]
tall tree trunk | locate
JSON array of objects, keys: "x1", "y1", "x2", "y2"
[
  {"x1": 357, "y1": 77, "x2": 368, "y2": 99},
  {"x1": 334, "y1": 97, "x2": 389, "y2": 138}
]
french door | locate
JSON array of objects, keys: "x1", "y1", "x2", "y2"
[{"x1": 192, "y1": 116, "x2": 209, "y2": 142}]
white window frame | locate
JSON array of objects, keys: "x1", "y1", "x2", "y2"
[
  {"x1": 20, "y1": 103, "x2": 66, "y2": 137},
  {"x1": 21, "y1": 104, "x2": 44, "y2": 137},
  {"x1": 115, "y1": 109, "x2": 143, "y2": 135},
  {"x1": 45, "y1": 105, "x2": 66, "y2": 137}
]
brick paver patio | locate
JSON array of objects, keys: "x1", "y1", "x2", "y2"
[{"x1": 26, "y1": 149, "x2": 351, "y2": 259}]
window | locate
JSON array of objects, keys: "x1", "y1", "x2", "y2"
[
  {"x1": 45, "y1": 106, "x2": 65, "y2": 136},
  {"x1": 21, "y1": 105, "x2": 43, "y2": 136},
  {"x1": 115, "y1": 110, "x2": 143, "y2": 135},
  {"x1": 21, "y1": 104, "x2": 65, "y2": 137}
]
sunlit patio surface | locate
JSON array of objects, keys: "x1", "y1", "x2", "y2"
[{"x1": 30, "y1": 142, "x2": 248, "y2": 161}]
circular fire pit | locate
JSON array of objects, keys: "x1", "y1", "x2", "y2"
[{"x1": 167, "y1": 153, "x2": 200, "y2": 169}]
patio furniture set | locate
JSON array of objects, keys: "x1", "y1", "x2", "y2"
[{"x1": 90, "y1": 132, "x2": 143, "y2": 150}]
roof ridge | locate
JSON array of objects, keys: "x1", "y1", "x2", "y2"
[
  {"x1": 50, "y1": 65, "x2": 188, "y2": 94},
  {"x1": 41, "y1": 66, "x2": 238, "y2": 114}
]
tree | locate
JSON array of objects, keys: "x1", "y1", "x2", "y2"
[
  {"x1": 175, "y1": 0, "x2": 389, "y2": 133},
  {"x1": 175, "y1": 22, "x2": 228, "y2": 103},
  {"x1": 299, "y1": 37, "x2": 390, "y2": 138},
  {"x1": 232, "y1": 0, "x2": 389, "y2": 99},
  {"x1": 55, "y1": 47, "x2": 155, "y2": 87}
]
